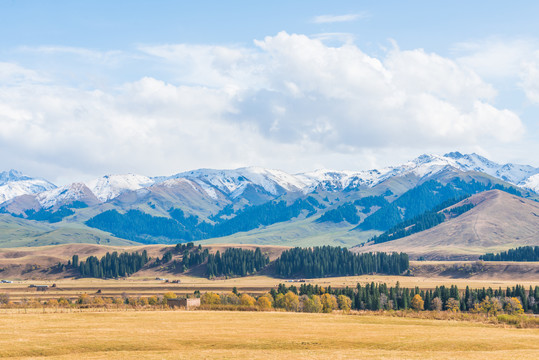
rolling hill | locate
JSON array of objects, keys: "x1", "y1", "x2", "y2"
[
  {"x1": 355, "y1": 190, "x2": 539, "y2": 260},
  {"x1": 0, "y1": 214, "x2": 136, "y2": 248}
]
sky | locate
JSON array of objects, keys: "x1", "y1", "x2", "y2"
[{"x1": 1, "y1": 1, "x2": 539, "y2": 184}]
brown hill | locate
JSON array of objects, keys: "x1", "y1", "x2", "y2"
[
  {"x1": 0, "y1": 243, "x2": 289, "y2": 280},
  {"x1": 355, "y1": 190, "x2": 539, "y2": 260}
]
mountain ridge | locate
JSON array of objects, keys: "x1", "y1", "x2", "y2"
[{"x1": 2, "y1": 152, "x2": 538, "y2": 211}]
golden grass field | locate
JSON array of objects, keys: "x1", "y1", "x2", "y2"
[{"x1": 0, "y1": 310, "x2": 537, "y2": 359}]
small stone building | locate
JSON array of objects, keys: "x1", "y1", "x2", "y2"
[{"x1": 167, "y1": 298, "x2": 200, "y2": 309}]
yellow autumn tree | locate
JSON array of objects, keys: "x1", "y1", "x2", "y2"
[
  {"x1": 274, "y1": 293, "x2": 286, "y2": 309},
  {"x1": 240, "y1": 294, "x2": 256, "y2": 307},
  {"x1": 337, "y1": 295, "x2": 352, "y2": 313},
  {"x1": 284, "y1": 291, "x2": 299, "y2": 312},
  {"x1": 163, "y1": 292, "x2": 177, "y2": 300},
  {"x1": 445, "y1": 298, "x2": 460, "y2": 312},
  {"x1": 303, "y1": 295, "x2": 323, "y2": 313},
  {"x1": 201, "y1": 292, "x2": 221, "y2": 305},
  {"x1": 321, "y1": 293, "x2": 338, "y2": 313},
  {"x1": 411, "y1": 294, "x2": 424, "y2": 311},
  {"x1": 256, "y1": 296, "x2": 272, "y2": 310},
  {"x1": 474, "y1": 296, "x2": 502, "y2": 317},
  {"x1": 504, "y1": 297, "x2": 524, "y2": 315}
]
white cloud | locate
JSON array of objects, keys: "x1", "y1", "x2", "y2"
[
  {"x1": 0, "y1": 62, "x2": 48, "y2": 83},
  {"x1": 0, "y1": 33, "x2": 528, "y2": 183},
  {"x1": 520, "y1": 51, "x2": 539, "y2": 103},
  {"x1": 454, "y1": 39, "x2": 536, "y2": 80},
  {"x1": 452, "y1": 38, "x2": 539, "y2": 104},
  {"x1": 312, "y1": 13, "x2": 368, "y2": 24},
  {"x1": 234, "y1": 32, "x2": 522, "y2": 146}
]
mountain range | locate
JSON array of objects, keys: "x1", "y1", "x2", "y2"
[
  {"x1": 0, "y1": 152, "x2": 538, "y2": 258},
  {"x1": 2, "y1": 152, "x2": 539, "y2": 209}
]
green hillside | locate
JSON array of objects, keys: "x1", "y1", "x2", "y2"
[
  {"x1": 196, "y1": 216, "x2": 379, "y2": 248},
  {"x1": 0, "y1": 214, "x2": 136, "y2": 248}
]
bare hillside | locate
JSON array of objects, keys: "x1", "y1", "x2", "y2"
[{"x1": 356, "y1": 190, "x2": 539, "y2": 260}]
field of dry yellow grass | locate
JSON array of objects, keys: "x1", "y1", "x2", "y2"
[
  {"x1": 2, "y1": 274, "x2": 538, "y2": 302},
  {"x1": 0, "y1": 310, "x2": 537, "y2": 359}
]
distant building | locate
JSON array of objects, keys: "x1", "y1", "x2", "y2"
[
  {"x1": 1, "y1": 280, "x2": 12, "y2": 283},
  {"x1": 167, "y1": 298, "x2": 200, "y2": 309}
]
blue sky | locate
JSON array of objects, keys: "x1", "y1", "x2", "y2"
[{"x1": 1, "y1": 1, "x2": 539, "y2": 183}]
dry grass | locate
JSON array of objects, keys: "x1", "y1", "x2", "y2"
[
  {"x1": 0, "y1": 310, "x2": 537, "y2": 359},
  {"x1": 2, "y1": 274, "x2": 538, "y2": 302}
]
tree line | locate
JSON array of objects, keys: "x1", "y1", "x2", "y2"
[
  {"x1": 274, "y1": 246, "x2": 409, "y2": 278},
  {"x1": 73, "y1": 250, "x2": 149, "y2": 278},
  {"x1": 66, "y1": 245, "x2": 409, "y2": 280},
  {"x1": 276, "y1": 282, "x2": 539, "y2": 314},
  {"x1": 480, "y1": 246, "x2": 539, "y2": 262},
  {"x1": 206, "y1": 247, "x2": 269, "y2": 278}
]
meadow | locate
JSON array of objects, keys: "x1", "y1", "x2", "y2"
[{"x1": 0, "y1": 310, "x2": 537, "y2": 359}]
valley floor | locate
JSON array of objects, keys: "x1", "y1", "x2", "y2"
[
  {"x1": 2, "y1": 273, "x2": 539, "y2": 303},
  {"x1": 0, "y1": 310, "x2": 537, "y2": 359}
]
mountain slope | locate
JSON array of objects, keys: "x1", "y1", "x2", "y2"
[
  {"x1": 0, "y1": 214, "x2": 135, "y2": 248},
  {"x1": 356, "y1": 190, "x2": 539, "y2": 260}
]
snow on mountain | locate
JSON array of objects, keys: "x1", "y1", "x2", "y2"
[
  {"x1": 0, "y1": 169, "x2": 32, "y2": 185},
  {"x1": 3, "y1": 151, "x2": 538, "y2": 210},
  {"x1": 296, "y1": 169, "x2": 383, "y2": 192},
  {"x1": 296, "y1": 154, "x2": 458, "y2": 192},
  {"x1": 443, "y1": 152, "x2": 539, "y2": 185},
  {"x1": 86, "y1": 174, "x2": 155, "y2": 202},
  {"x1": 519, "y1": 173, "x2": 539, "y2": 194},
  {"x1": 158, "y1": 167, "x2": 306, "y2": 199},
  {"x1": 0, "y1": 170, "x2": 57, "y2": 204},
  {"x1": 297, "y1": 153, "x2": 539, "y2": 193},
  {"x1": 36, "y1": 182, "x2": 100, "y2": 209}
]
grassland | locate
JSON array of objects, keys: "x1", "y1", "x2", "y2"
[
  {"x1": 196, "y1": 216, "x2": 379, "y2": 247},
  {"x1": 0, "y1": 310, "x2": 537, "y2": 359},
  {"x1": 2, "y1": 273, "x2": 538, "y2": 303},
  {"x1": 0, "y1": 214, "x2": 136, "y2": 248}
]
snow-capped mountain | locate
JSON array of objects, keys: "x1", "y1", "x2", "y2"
[
  {"x1": 296, "y1": 152, "x2": 539, "y2": 193},
  {"x1": 157, "y1": 167, "x2": 306, "y2": 199},
  {"x1": 296, "y1": 169, "x2": 383, "y2": 192},
  {"x1": 86, "y1": 174, "x2": 155, "y2": 202},
  {"x1": 2, "y1": 151, "x2": 538, "y2": 214},
  {"x1": 295, "y1": 154, "x2": 462, "y2": 192},
  {"x1": 443, "y1": 152, "x2": 539, "y2": 185},
  {"x1": 0, "y1": 170, "x2": 56, "y2": 203},
  {"x1": 520, "y1": 174, "x2": 539, "y2": 194},
  {"x1": 35, "y1": 183, "x2": 100, "y2": 210}
]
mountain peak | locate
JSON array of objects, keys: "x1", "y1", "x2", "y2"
[
  {"x1": 86, "y1": 173, "x2": 154, "y2": 202},
  {"x1": 443, "y1": 151, "x2": 464, "y2": 159},
  {"x1": 0, "y1": 169, "x2": 30, "y2": 185}
]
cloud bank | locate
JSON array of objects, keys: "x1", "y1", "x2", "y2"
[{"x1": 0, "y1": 32, "x2": 527, "y2": 183}]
